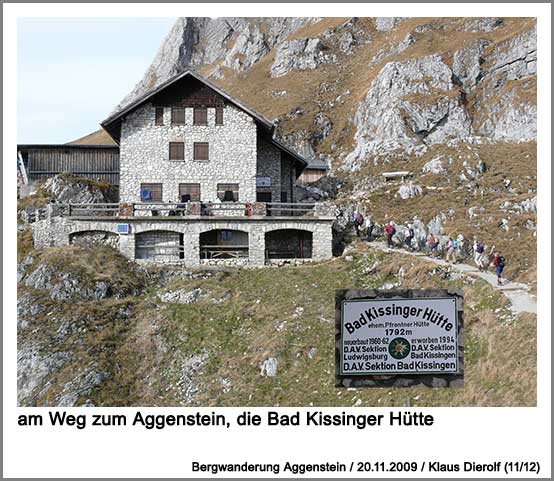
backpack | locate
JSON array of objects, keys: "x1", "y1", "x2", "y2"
[
  {"x1": 476, "y1": 243, "x2": 484, "y2": 254},
  {"x1": 390, "y1": 226, "x2": 396, "y2": 236},
  {"x1": 357, "y1": 213, "x2": 364, "y2": 225},
  {"x1": 409, "y1": 228, "x2": 415, "y2": 238},
  {"x1": 497, "y1": 256, "x2": 506, "y2": 267},
  {"x1": 451, "y1": 240, "x2": 458, "y2": 249}
]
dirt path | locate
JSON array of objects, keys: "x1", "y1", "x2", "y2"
[{"x1": 368, "y1": 241, "x2": 537, "y2": 315}]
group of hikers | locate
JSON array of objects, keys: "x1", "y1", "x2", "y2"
[{"x1": 351, "y1": 210, "x2": 507, "y2": 285}]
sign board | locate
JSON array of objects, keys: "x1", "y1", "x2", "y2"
[
  {"x1": 340, "y1": 297, "x2": 458, "y2": 375},
  {"x1": 256, "y1": 177, "x2": 271, "y2": 187},
  {"x1": 116, "y1": 223, "x2": 130, "y2": 235}
]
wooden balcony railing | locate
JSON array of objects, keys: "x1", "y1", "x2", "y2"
[{"x1": 22, "y1": 201, "x2": 335, "y2": 222}]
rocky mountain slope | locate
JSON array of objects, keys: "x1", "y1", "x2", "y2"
[
  {"x1": 110, "y1": 16, "x2": 537, "y2": 285},
  {"x1": 19, "y1": 18, "x2": 537, "y2": 407}
]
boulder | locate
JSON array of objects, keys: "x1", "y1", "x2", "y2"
[
  {"x1": 260, "y1": 357, "x2": 278, "y2": 377},
  {"x1": 271, "y1": 38, "x2": 334, "y2": 77},
  {"x1": 159, "y1": 288, "x2": 202, "y2": 304},
  {"x1": 398, "y1": 182, "x2": 423, "y2": 200}
]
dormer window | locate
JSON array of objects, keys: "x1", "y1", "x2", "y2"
[
  {"x1": 171, "y1": 108, "x2": 185, "y2": 125},
  {"x1": 193, "y1": 107, "x2": 208, "y2": 125}
]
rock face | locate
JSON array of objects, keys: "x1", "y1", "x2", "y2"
[
  {"x1": 345, "y1": 54, "x2": 472, "y2": 169},
  {"x1": 43, "y1": 174, "x2": 112, "y2": 204},
  {"x1": 471, "y1": 26, "x2": 537, "y2": 140},
  {"x1": 111, "y1": 17, "x2": 535, "y2": 182},
  {"x1": 271, "y1": 38, "x2": 334, "y2": 77},
  {"x1": 117, "y1": 17, "x2": 319, "y2": 109}
]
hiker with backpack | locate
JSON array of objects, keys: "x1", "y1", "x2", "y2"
[
  {"x1": 354, "y1": 211, "x2": 364, "y2": 237},
  {"x1": 365, "y1": 215, "x2": 374, "y2": 242},
  {"x1": 492, "y1": 252, "x2": 506, "y2": 285},
  {"x1": 405, "y1": 224, "x2": 415, "y2": 250},
  {"x1": 385, "y1": 222, "x2": 396, "y2": 248},
  {"x1": 445, "y1": 236, "x2": 458, "y2": 263},
  {"x1": 473, "y1": 238, "x2": 486, "y2": 270},
  {"x1": 427, "y1": 233, "x2": 439, "y2": 257}
]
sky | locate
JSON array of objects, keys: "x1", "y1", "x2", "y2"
[{"x1": 17, "y1": 18, "x2": 176, "y2": 144}]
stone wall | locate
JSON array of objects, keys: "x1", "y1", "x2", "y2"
[
  {"x1": 256, "y1": 137, "x2": 282, "y2": 202},
  {"x1": 119, "y1": 100, "x2": 300, "y2": 205},
  {"x1": 31, "y1": 216, "x2": 334, "y2": 268},
  {"x1": 119, "y1": 103, "x2": 258, "y2": 203}
]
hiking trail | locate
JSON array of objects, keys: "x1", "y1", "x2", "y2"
[{"x1": 367, "y1": 241, "x2": 537, "y2": 315}]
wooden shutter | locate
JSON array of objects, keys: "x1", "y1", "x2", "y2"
[
  {"x1": 215, "y1": 106, "x2": 224, "y2": 125},
  {"x1": 217, "y1": 183, "x2": 239, "y2": 201},
  {"x1": 179, "y1": 183, "x2": 201, "y2": 202},
  {"x1": 169, "y1": 142, "x2": 185, "y2": 160},
  {"x1": 194, "y1": 107, "x2": 208, "y2": 125},
  {"x1": 171, "y1": 108, "x2": 185, "y2": 125},
  {"x1": 155, "y1": 107, "x2": 164, "y2": 125},
  {"x1": 194, "y1": 142, "x2": 209, "y2": 161},
  {"x1": 140, "y1": 183, "x2": 163, "y2": 202}
]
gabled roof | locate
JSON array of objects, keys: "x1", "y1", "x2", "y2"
[{"x1": 100, "y1": 69, "x2": 307, "y2": 171}]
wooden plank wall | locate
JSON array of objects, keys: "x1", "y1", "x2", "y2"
[{"x1": 21, "y1": 146, "x2": 120, "y2": 185}]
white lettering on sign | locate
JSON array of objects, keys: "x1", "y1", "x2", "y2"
[{"x1": 340, "y1": 297, "x2": 458, "y2": 375}]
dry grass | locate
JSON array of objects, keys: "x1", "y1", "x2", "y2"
[{"x1": 66, "y1": 128, "x2": 116, "y2": 145}]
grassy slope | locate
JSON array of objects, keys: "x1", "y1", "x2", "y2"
[
  {"x1": 66, "y1": 129, "x2": 116, "y2": 146},
  {"x1": 18, "y1": 242, "x2": 535, "y2": 407},
  {"x1": 102, "y1": 247, "x2": 534, "y2": 407}
]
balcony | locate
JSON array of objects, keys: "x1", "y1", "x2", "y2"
[{"x1": 23, "y1": 201, "x2": 335, "y2": 223}]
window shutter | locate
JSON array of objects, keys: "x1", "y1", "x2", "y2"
[
  {"x1": 155, "y1": 107, "x2": 164, "y2": 125},
  {"x1": 194, "y1": 142, "x2": 209, "y2": 161},
  {"x1": 169, "y1": 142, "x2": 185, "y2": 160},
  {"x1": 215, "y1": 106, "x2": 224, "y2": 125},
  {"x1": 171, "y1": 108, "x2": 185, "y2": 125},
  {"x1": 194, "y1": 107, "x2": 208, "y2": 125}
]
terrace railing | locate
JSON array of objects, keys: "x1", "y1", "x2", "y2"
[{"x1": 24, "y1": 201, "x2": 335, "y2": 221}]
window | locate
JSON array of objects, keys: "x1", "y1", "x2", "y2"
[
  {"x1": 194, "y1": 107, "x2": 208, "y2": 125},
  {"x1": 280, "y1": 191, "x2": 288, "y2": 202},
  {"x1": 179, "y1": 183, "x2": 201, "y2": 202},
  {"x1": 169, "y1": 142, "x2": 185, "y2": 160},
  {"x1": 140, "y1": 183, "x2": 163, "y2": 202},
  {"x1": 171, "y1": 108, "x2": 186, "y2": 125},
  {"x1": 217, "y1": 183, "x2": 239, "y2": 202},
  {"x1": 215, "y1": 106, "x2": 224, "y2": 125},
  {"x1": 155, "y1": 107, "x2": 164, "y2": 125},
  {"x1": 194, "y1": 142, "x2": 209, "y2": 161}
]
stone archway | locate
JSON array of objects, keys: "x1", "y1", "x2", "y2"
[
  {"x1": 69, "y1": 230, "x2": 119, "y2": 248},
  {"x1": 265, "y1": 229, "x2": 313, "y2": 259},
  {"x1": 199, "y1": 229, "x2": 249, "y2": 259},
  {"x1": 135, "y1": 230, "x2": 183, "y2": 261}
]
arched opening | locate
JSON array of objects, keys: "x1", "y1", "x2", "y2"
[
  {"x1": 135, "y1": 230, "x2": 183, "y2": 261},
  {"x1": 265, "y1": 229, "x2": 313, "y2": 259},
  {"x1": 199, "y1": 229, "x2": 249, "y2": 259},
  {"x1": 69, "y1": 230, "x2": 119, "y2": 248}
]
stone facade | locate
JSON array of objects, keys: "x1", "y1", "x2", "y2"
[
  {"x1": 32, "y1": 216, "x2": 334, "y2": 268},
  {"x1": 119, "y1": 102, "x2": 296, "y2": 204}
]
